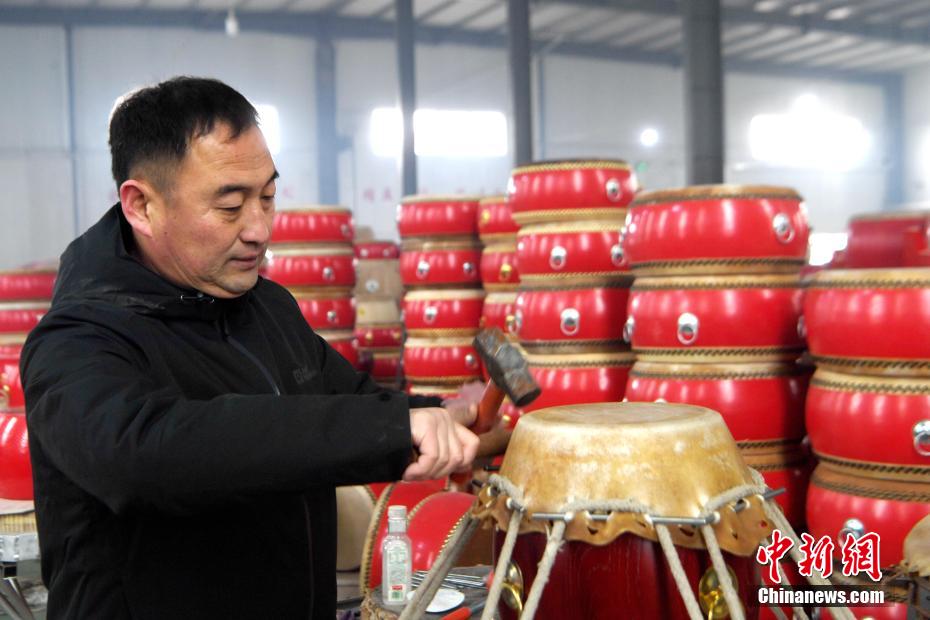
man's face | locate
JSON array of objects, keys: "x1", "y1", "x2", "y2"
[{"x1": 146, "y1": 124, "x2": 277, "y2": 299}]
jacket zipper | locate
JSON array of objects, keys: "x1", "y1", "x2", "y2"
[
  {"x1": 219, "y1": 314, "x2": 281, "y2": 396},
  {"x1": 220, "y1": 312, "x2": 314, "y2": 616}
]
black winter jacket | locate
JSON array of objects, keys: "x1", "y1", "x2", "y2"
[{"x1": 20, "y1": 205, "x2": 437, "y2": 619}]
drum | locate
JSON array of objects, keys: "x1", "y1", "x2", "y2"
[
  {"x1": 0, "y1": 268, "x2": 56, "y2": 301},
  {"x1": 741, "y1": 444, "x2": 812, "y2": 529},
  {"x1": 336, "y1": 485, "x2": 376, "y2": 571},
  {"x1": 317, "y1": 330, "x2": 360, "y2": 368},
  {"x1": 355, "y1": 241, "x2": 400, "y2": 260},
  {"x1": 805, "y1": 268, "x2": 930, "y2": 376},
  {"x1": 480, "y1": 291, "x2": 518, "y2": 337},
  {"x1": 524, "y1": 351, "x2": 634, "y2": 412},
  {"x1": 624, "y1": 185, "x2": 809, "y2": 276},
  {"x1": 516, "y1": 220, "x2": 628, "y2": 278},
  {"x1": 262, "y1": 244, "x2": 356, "y2": 288},
  {"x1": 839, "y1": 210, "x2": 930, "y2": 269},
  {"x1": 478, "y1": 195, "x2": 519, "y2": 242},
  {"x1": 806, "y1": 464, "x2": 930, "y2": 567},
  {"x1": 271, "y1": 207, "x2": 354, "y2": 244},
  {"x1": 358, "y1": 348, "x2": 402, "y2": 382},
  {"x1": 807, "y1": 369, "x2": 930, "y2": 480},
  {"x1": 407, "y1": 491, "x2": 490, "y2": 575},
  {"x1": 628, "y1": 275, "x2": 804, "y2": 363},
  {"x1": 0, "y1": 409, "x2": 32, "y2": 500},
  {"x1": 0, "y1": 301, "x2": 48, "y2": 334},
  {"x1": 480, "y1": 242, "x2": 520, "y2": 291},
  {"x1": 355, "y1": 259, "x2": 404, "y2": 299},
  {"x1": 903, "y1": 515, "x2": 930, "y2": 619},
  {"x1": 626, "y1": 361, "x2": 808, "y2": 444},
  {"x1": 396, "y1": 195, "x2": 481, "y2": 239},
  {"x1": 515, "y1": 285, "x2": 630, "y2": 352},
  {"x1": 355, "y1": 297, "x2": 403, "y2": 347},
  {"x1": 289, "y1": 288, "x2": 355, "y2": 330},
  {"x1": 403, "y1": 337, "x2": 482, "y2": 385},
  {"x1": 399, "y1": 240, "x2": 482, "y2": 288},
  {"x1": 474, "y1": 403, "x2": 771, "y2": 620},
  {"x1": 508, "y1": 160, "x2": 638, "y2": 225},
  {"x1": 359, "y1": 479, "x2": 448, "y2": 592},
  {"x1": 402, "y1": 289, "x2": 484, "y2": 337},
  {"x1": 2, "y1": 362, "x2": 23, "y2": 408}
]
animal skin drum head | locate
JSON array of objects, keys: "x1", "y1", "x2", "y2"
[
  {"x1": 475, "y1": 401, "x2": 773, "y2": 556},
  {"x1": 904, "y1": 514, "x2": 930, "y2": 577}
]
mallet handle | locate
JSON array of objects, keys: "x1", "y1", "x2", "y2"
[{"x1": 472, "y1": 381, "x2": 505, "y2": 435}]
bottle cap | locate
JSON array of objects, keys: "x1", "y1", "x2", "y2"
[{"x1": 388, "y1": 505, "x2": 407, "y2": 520}]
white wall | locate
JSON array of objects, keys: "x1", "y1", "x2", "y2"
[
  {"x1": 0, "y1": 23, "x2": 895, "y2": 267},
  {"x1": 905, "y1": 65, "x2": 930, "y2": 205}
]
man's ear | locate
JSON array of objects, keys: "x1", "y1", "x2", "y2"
[{"x1": 119, "y1": 179, "x2": 158, "y2": 239}]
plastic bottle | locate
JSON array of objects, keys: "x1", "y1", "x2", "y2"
[{"x1": 381, "y1": 504, "x2": 412, "y2": 609}]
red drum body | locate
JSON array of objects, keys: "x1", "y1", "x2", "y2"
[
  {"x1": 807, "y1": 465, "x2": 930, "y2": 567},
  {"x1": 397, "y1": 196, "x2": 480, "y2": 238},
  {"x1": 626, "y1": 362, "x2": 808, "y2": 444},
  {"x1": 355, "y1": 298, "x2": 403, "y2": 348},
  {"x1": 478, "y1": 195, "x2": 518, "y2": 242},
  {"x1": 624, "y1": 185, "x2": 809, "y2": 276},
  {"x1": 0, "y1": 302, "x2": 48, "y2": 334},
  {"x1": 525, "y1": 352, "x2": 634, "y2": 412},
  {"x1": 0, "y1": 410, "x2": 32, "y2": 500},
  {"x1": 263, "y1": 245, "x2": 355, "y2": 288},
  {"x1": 2, "y1": 362, "x2": 23, "y2": 408},
  {"x1": 402, "y1": 289, "x2": 484, "y2": 335},
  {"x1": 317, "y1": 330, "x2": 359, "y2": 368},
  {"x1": 360, "y1": 480, "x2": 448, "y2": 591},
  {"x1": 403, "y1": 337, "x2": 482, "y2": 384},
  {"x1": 629, "y1": 275, "x2": 804, "y2": 362},
  {"x1": 807, "y1": 370, "x2": 930, "y2": 478},
  {"x1": 480, "y1": 244, "x2": 520, "y2": 290},
  {"x1": 516, "y1": 221, "x2": 628, "y2": 278},
  {"x1": 839, "y1": 211, "x2": 930, "y2": 268},
  {"x1": 805, "y1": 269, "x2": 930, "y2": 376},
  {"x1": 399, "y1": 242, "x2": 482, "y2": 288},
  {"x1": 743, "y1": 446, "x2": 812, "y2": 529},
  {"x1": 508, "y1": 160, "x2": 638, "y2": 225},
  {"x1": 355, "y1": 241, "x2": 400, "y2": 260},
  {"x1": 480, "y1": 292, "x2": 517, "y2": 336},
  {"x1": 0, "y1": 269, "x2": 56, "y2": 301},
  {"x1": 359, "y1": 348, "x2": 401, "y2": 380},
  {"x1": 497, "y1": 532, "x2": 759, "y2": 620},
  {"x1": 407, "y1": 492, "x2": 483, "y2": 575},
  {"x1": 355, "y1": 326, "x2": 403, "y2": 349},
  {"x1": 291, "y1": 289, "x2": 355, "y2": 330},
  {"x1": 515, "y1": 286, "x2": 630, "y2": 351},
  {"x1": 271, "y1": 207, "x2": 354, "y2": 244}
]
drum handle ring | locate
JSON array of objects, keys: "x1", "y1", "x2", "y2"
[{"x1": 914, "y1": 420, "x2": 930, "y2": 456}]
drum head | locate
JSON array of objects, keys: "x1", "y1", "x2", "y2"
[{"x1": 336, "y1": 486, "x2": 375, "y2": 571}]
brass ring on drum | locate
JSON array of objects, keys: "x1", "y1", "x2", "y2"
[
  {"x1": 699, "y1": 564, "x2": 739, "y2": 620},
  {"x1": 914, "y1": 421, "x2": 930, "y2": 456}
]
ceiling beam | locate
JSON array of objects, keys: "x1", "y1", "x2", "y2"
[{"x1": 0, "y1": 5, "x2": 893, "y2": 84}]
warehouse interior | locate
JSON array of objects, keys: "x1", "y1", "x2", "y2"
[{"x1": 2, "y1": 0, "x2": 930, "y2": 266}]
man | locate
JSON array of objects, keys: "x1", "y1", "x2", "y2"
[{"x1": 20, "y1": 76, "x2": 479, "y2": 619}]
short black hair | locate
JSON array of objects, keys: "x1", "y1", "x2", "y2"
[{"x1": 109, "y1": 76, "x2": 259, "y2": 192}]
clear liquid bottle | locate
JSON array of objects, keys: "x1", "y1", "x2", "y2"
[{"x1": 381, "y1": 504, "x2": 412, "y2": 609}]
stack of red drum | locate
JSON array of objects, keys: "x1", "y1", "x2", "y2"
[
  {"x1": 0, "y1": 266, "x2": 56, "y2": 501},
  {"x1": 354, "y1": 242, "x2": 404, "y2": 389},
  {"x1": 509, "y1": 160, "x2": 637, "y2": 411},
  {"x1": 623, "y1": 185, "x2": 812, "y2": 528},
  {"x1": 477, "y1": 196, "x2": 520, "y2": 340},
  {"x1": 262, "y1": 207, "x2": 360, "y2": 367},
  {"x1": 805, "y1": 267, "x2": 930, "y2": 613},
  {"x1": 831, "y1": 210, "x2": 930, "y2": 268},
  {"x1": 398, "y1": 196, "x2": 484, "y2": 396}
]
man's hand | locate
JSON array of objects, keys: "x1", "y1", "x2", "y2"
[
  {"x1": 440, "y1": 381, "x2": 484, "y2": 428},
  {"x1": 404, "y1": 407, "x2": 479, "y2": 481}
]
